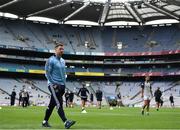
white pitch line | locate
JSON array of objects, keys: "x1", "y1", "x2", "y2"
[{"x1": 0, "y1": 128, "x2": 180, "y2": 130}]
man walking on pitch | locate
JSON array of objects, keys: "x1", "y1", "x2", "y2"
[{"x1": 42, "y1": 43, "x2": 76, "y2": 129}]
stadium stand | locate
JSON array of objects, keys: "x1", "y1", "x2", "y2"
[{"x1": 0, "y1": 19, "x2": 180, "y2": 52}]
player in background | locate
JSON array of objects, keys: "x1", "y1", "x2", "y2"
[
  {"x1": 169, "y1": 94, "x2": 174, "y2": 108},
  {"x1": 154, "y1": 87, "x2": 162, "y2": 111},
  {"x1": 141, "y1": 76, "x2": 153, "y2": 115},
  {"x1": 77, "y1": 84, "x2": 89, "y2": 113},
  {"x1": 95, "y1": 87, "x2": 103, "y2": 109}
]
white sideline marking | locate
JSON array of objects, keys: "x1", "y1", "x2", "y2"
[{"x1": 0, "y1": 128, "x2": 179, "y2": 130}]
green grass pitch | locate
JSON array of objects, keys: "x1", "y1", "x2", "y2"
[{"x1": 0, "y1": 106, "x2": 180, "y2": 129}]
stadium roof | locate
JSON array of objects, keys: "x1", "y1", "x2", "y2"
[{"x1": 0, "y1": 0, "x2": 180, "y2": 26}]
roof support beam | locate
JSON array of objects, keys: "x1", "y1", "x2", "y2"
[
  {"x1": 166, "y1": 0, "x2": 180, "y2": 6},
  {"x1": 152, "y1": 1, "x2": 180, "y2": 18},
  {"x1": 27, "y1": 1, "x2": 70, "y2": 17},
  {"x1": 99, "y1": 0, "x2": 110, "y2": 25},
  {"x1": 63, "y1": 2, "x2": 90, "y2": 22},
  {"x1": 131, "y1": 4, "x2": 144, "y2": 24},
  {"x1": 144, "y1": 2, "x2": 179, "y2": 20},
  {"x1": 125, "y1": 3, "x2": 142, "y2": 24},
  {"x1": 0, "y1": 0, "x2": 21, "y2": 9}
]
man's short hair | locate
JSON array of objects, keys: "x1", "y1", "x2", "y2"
[{"x1": 55, "y1": 43, "x2": 64, "y2": 49}]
